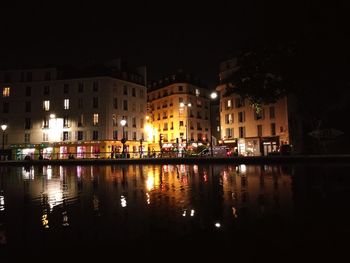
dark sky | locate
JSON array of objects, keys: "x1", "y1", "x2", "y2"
[{"x1": 1, "y1": 1, "x2": 348, "y2": 87}]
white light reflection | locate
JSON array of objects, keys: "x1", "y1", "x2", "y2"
[
  {"x1": 146, "y1": 176, "x2": 154, "y2": 191},
  {"x1": 121, "y1": 195, "x2": 127, "y2": 207},
  {"x1": 77, "y1": 166, "x2": 82, "y2": 179},
  {"x1": 22, "y1": 166, "x2": 34, "y2": 180},
  {"x1": 232, "y1": 207, "x2": 238, "y2": 218},
  {"x1": 146, "y1": 193, "x2": 150, "y2": 205},
  {"x1": 47, "y1": 165, "x2": 52, "y2": 180},
  {"x1": 62, "y1": 211, "x2": 69, "y2": 227},
  {"x1": 190, "y1": 209, "x2": 195, "y2": 217},
  {"x1": 239, "y1": 164, "x2": 247, "y2": 173},
  {"x1": 0, "y1": 195, "x2": 4, "y2": 211},
  {"x1": 182, "y1": 210, "x2": 186, "y2": 217}
]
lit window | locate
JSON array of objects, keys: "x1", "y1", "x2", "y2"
[
  {"x1": 227, "y1": 99, "x2": 232, "y2": 108},
  {"x1": 93, "y1": 114, "x2": 99, "y2": 125},
  {"x1": 64, "y1": 99, "x2": 69, "y2": 110},
  {"x1": 43, "y1": 100, "x2": 50, "y2": 111},
  {"x1": 195, "y1": 88, "x2": 200, "y2": 96},
  {"x1": 2, "y1": 87, "x2": 10, "y2": 97}
]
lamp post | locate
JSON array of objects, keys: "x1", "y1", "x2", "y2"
[
  {"x1": 180, "y1": 102, "x2": 192, "y2": 150},
  {"x1": 1, "y1": 124, "x2": 7, "y2": 161},
  {"x1": 209, "y1": 92, "x2": 218, "y2": 157},
  {"x1": 120, "y1": 118, "x2": 127, "y2": 157}
]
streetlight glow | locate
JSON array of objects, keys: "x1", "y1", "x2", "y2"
[
  {"x1": 1, "y1": 124, "x2": 7, "y2": 132},
  {"x1": 120, "y1": 119, "x2": 127, "y2": 126},
  {"x1": 210, "y1": 92, "x2": 218, "y2": 99}
]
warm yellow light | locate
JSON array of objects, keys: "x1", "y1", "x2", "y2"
[
  {"x1": 49, "y1": 114, "x2": 56, "y2": 119},
  {"x1": 145, "y1": 123, "x2": 154, "y2": 142},
  {"x1": 145, "y1": 116, "x2": 150, "y2": 120},
  {"x1": 146, "y1": 176, "x2": 154, "y2": 191}
]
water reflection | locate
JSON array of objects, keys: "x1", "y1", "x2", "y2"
[{"x1": 0, "y1": 164, "x2": 350, "y2": 259}]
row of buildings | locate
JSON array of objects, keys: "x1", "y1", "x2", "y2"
[{"x1": 0, "y1": 59, "x2": 294, "y2": 160}]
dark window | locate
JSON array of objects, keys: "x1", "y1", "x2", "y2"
[
  {"x1": 43, "y1": 117, "x2": 49, "y2": 128},
  {"x1": 93, "y1": 81, "x2": 99, "y2": 92},
  {"x1": 269, "y1": 106, "x2": 275, "y2": 119},
  {"x1": 123, "y1": 86, "x2": 128, "y2": 95},
  {"x1": 43, "y1": 86, "x2": 50, "y2": 95},
  {"x1": 133, "y1": 132, "x2": 137, "y2": 140},
  {"x1": 257, "y1": 125, "x2": 262, "y2": 137},
  {"x1": 25, "y1": 86, "x2": 31, "y2": 96},
  {"x1": 4, "y1": 73, "x2": 11, "y2": 83},
  {"x1": 78, "y1": 98, "x2": 83, "y2": 109},
  {"x1": 78, "y1": 82, "x2": 84, "y2": 93},
  {"x1": 179, "y1": 86, "x2": 183, "y2": 91},
  {"x1": 113, "y1": 98, "x2": 118, "y2": 109},
  {"x1": 93, "y1": 130, "x2": 98, "y2": 140},
  {"x1": 45, "y1": 71, "x2": 51, "y2": 81},
  {"x1": 123, "y1": 100, "x2": 128, "y2": 111},
  {"x1": 26, "y1": 72, "x2": 32, "y2": 82},
  {"x1": 132, "y1": 117, "x2": 136, "y2": 128},
  {"x1": 239, "y1": 126, "x2": 245, "y2": 138},
  {"x1": 271, "y1": 123, "x2": 276, "y2": 136},
  {"x1": 93, "y1": 97, "x2": 99, "y2": 108},
  {"x1": 179, "y1": 121, "x2": 184, "y2": 126},
  {"x1": 25, "y1": 118, "x2": 31, "y2": 129},
  {"x1": 25, "y1": 101, "x2": 31, "y2": 112},
  {"x1": 113, "y1": 130, "x2": 118, "y2": 140},
  {"x1": 132, "y1": 87, "x2": 136, "y2": 97},
  {"x1": 78, "y1": 131, "x2": 84, "y2": 141},
  {"x1": 3, "y1": 102, "x2": 9, "y2": 113},
  {"x1": 64, "y1": 84, "x2": 69, "y2": 94},
  {"x1": 63, "y1": 131, "x2": 69, "y2": 141},
  {"x1": 254, "y1": 110, "x2": 264, "y2": 120},
  {"x1": 238, "y1": 111, "x2": 245, "y2": 122}
]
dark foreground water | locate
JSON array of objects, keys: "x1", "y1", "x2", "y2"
[{"x1": 0, "y1": 164, "x2": 350, "y2": 261}]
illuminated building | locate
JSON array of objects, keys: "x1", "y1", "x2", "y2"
[
  {"x1": 147, "y1": 71, "x2": 211, "y2": 152},
  {"x1": 216, "y1": 59, "x2": 291, "y2": 156},
  {"x1": 0, "y1": 60, "x2": 148, "y2": 159}
]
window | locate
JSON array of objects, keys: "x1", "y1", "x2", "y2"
[
  {"x1": 43, "y1": 132, "x2": 49, "y2": 142},
  {"x1": 140, "y1": 118, "x2": 144, "y2": 128},
  {"x1": 123, "y1": 100, "x2": 128, "y2": 111},
  {"x1": 195, "y1": 88, "x2": 200, "y2": 96},
  {"x1": 43, "y1": 86, "x2": 50, "y2": 95},
  {"x1": 24, "y1": 133, "x2": 30, "y2": 143},
  {"x1": 163, "y1": 123, "x2": 168, "y2": 131},
  {"x1": 43, "y1": 117, "x2": 49, "y2": 128},
  {"x1": 26, "y1": 72, "x2": 32, "y2": 82},
  {"x1": 113, "y1": 130, "x2": 118, "y2": 140},
  {"x1": 123, "y1": 86, "x2": 128, "y2": 95},
  {"x1": 25, "y1": 101, "x2": 31, "y2": 112},
  {"x1": 227, "y1": 99, "x2": 232, "y2": 109},
  {"x1": 78, "y1": 131, "x2": 84, "y2": 141},
  {"x1": 113, "y1": 98, "x2": 118, "y2": 109},
  {"x1": 271, "y1": 123, "x2": 276, "y2": 136},
  {"x1": 93, "y1": 97, "x2": 98, "y2": 108},
  {"x1": 45, "y1": 71, "x2": 51, "y2": 81},
  {"x1": 78, "y1": 98, "x2": 83, "y2": 109},
  {"x1": 112, "y1": 114, "x2": 117, "y2": 126},
  {"x1": 92, "y1": 130, "x2": 98, "y2": 140},
  {"x1": 64, "y1": 99, "x2": 69, "y2": 110},
  {"x1": 225, "y1": 114, "x2": 233, "y2": 124},
  {"x1": 169, "y1": 110, "x2": 173, "y2": 118},
  {"x1": 93, "y1": 81, "x2": 99, "y2": 92},
  {"x1": 140, "y1": 89, "x2": 144, "y2": 97},
  {"x1": 3, "y1": 102, "x2": 9, "y2": 113},
  {"x1": 123, "y1": 131, "x2": 128, "y2": 140},
  {"x1": 64, "y1": 84, "x2": 69, "y2": 94},
  {"x1": 43, "y1": 100, "x2": 50, "y2": 111},
  {"x1": 133, "y1": 132, "x2": 137, "y2": 140},
  {"x1": 236, "y1": 98, "x2": 245, "y2": 108},
  {"x1": 132, "y1": 117, "x2": 136, "y2": 128},
  {"x1": 140, "y1": 104, "x2": 144, "y2": 113},
  {"x1": 197, "y1": 122, "x2": 202, "y2": 130},
  {"x1": 63, "y1": 131, "x2": 69, "y2": 141},
  {"x1": 63, "y1": 116, "x2": 69, "y2": 128},
  {"x1": 78, "y1": 82, "x2": 84, "y2": 93},
  {"x1": 257, "y1": 125, "x2": 263, "y2": 137},
  {"x1": 179, "y1": 86, "x2": 183, "y2": 91},
  {"x1": 25, "y1": 86, "x2": 31, "y2": 96},
  {"x1": 4, "y1": 73, "x2": 11, "y2": 83},
  {"x1": 269, "y1": 106, "x2": 275, "y2": 119},
  {"x1": 239, "y1": 126, "x2": 246, "y2": 138},
  {"x1": 2, "y1": 87, "x2": 10, "y2": 97},
  {"x1": 179, "y1": 108, "x2": 184, "y2": 116},
  {"x1": 93, "y1": 114, "x2": 99, "y2": 126},
  {"x1": 254, "y1": 109, "x2": 264, "y2": 120},
  {"x1": 179, "y1": 97, "x2": 183, "y2": 103},
  {"x1": 25, "y1": 118, "x2": 31, "y2": 129},
  {"x1": 132, "y1": 87, "x2": 136, "y2": 96},
  {"x1": 179, "y1": 121, "x2": 184, "y2": 127},
  {"x1": 78, "y1": 114, "x2": 84, "y2": 127},
  {"x1": 163, "y1": 111, "x2": 167, "y2": 119},
  {"x1": 132, "y1": 102, "x2": 136, "y2": 112},
  {"x1": 196, "y1": 99, "x2": 202, "y2": 107},
  {"x1": 238, "y1": 111, "x2": 245, "y2": 123},
  {"x1": 170, "y1": 122, "x2": 174, "y2": 130}
]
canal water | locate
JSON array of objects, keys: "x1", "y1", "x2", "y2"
[{"x1": 0, "y1": 164, "x2": 349, "y2": 261}]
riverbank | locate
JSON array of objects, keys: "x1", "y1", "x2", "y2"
[{"x1": 1, "y1": 155, "x2": 350, "y2": 166}]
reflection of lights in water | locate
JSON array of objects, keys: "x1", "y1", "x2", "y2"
[
  {"x1": 62, "y1": 211, "x2": 69, "y2": 227},
  {"x1": 146, "y1": 193, "x2": 150, "y2": 204},
  {"x1": 121, "y1": 195, "x2": 127, "y2": 207},
  {"x1": 190, "y1": 209, "x2": 195, "y2": 217},
  {"x1": 77, "y1": 166, "x2": 82, "y2": 178},
  {"x1": 193, "y1": 165, "x2": 198, "y2": 174},
  {"x1": 47, "y1": 165, "x2": 52, "y2": 180},
  {"x1": 146, "y1": 175, "x2": 155, "y2": 191},
  {"x1": 239, "y1": 164, "x2": 247, "y2": 173},
  {"x1": 22, "y1": 167, "x2": 34, "y2": 180},
  {"x1": 0, "y1": 195, "x2": 4, "y2": 211},
  {"x1": 42, "y1": 214, "x2": 49, "y2": 228},
  {"x1": 203, "y1": 174, "x2": 208, "y2": 182},
  {"x1": 182, "y1": 210, "x2": 186, "y2": 217},
  {"x1": 215, "y1": 222, "x2": 221, "y2": 228},
  {"x1": 232, "y1": 207, "x2": 238, "y2": 218},
  {"x1": 47, "y1": 179, "x2": 63, "y2": 211}
]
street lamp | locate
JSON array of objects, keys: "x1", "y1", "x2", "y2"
[
  {"x1": 180, "y1": 102, "x2": 192, "y2": 150},
  {"x1": 120, "y1": 118, "x2": 127, "y2": 157},
  {"x1": 1, "y1": 124, "x2": 7, "y2": 161},
  {"x1": 209, "y1": 92, "x2": 218, "y2": 157}
]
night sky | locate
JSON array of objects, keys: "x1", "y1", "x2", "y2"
[{"x1": 1, "y1": 2, "x2": 348, "y2": 87}]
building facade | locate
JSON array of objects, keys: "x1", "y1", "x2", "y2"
[
  {"x1": 147, "y1": 72, "x2": 211, "y2": 153},
  {"x1": 0, "y1": 64, "x2": 147, "y2": 159},
  {"x1": 217, "y1": 59, "x2": 290, "y2": 156}
]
